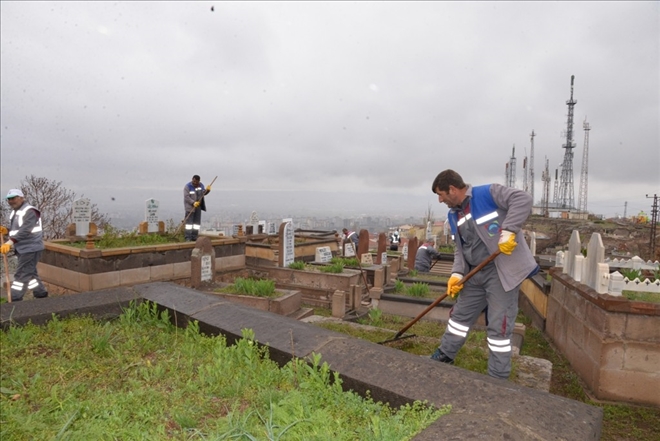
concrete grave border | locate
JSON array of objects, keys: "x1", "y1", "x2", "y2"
[{"x1": 1, "y1": 282, "x2": 603, "y2": 440}]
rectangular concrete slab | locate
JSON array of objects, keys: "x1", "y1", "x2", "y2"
[{"x1": 1, "y1": 287, "x2": 141, "y2": 329}]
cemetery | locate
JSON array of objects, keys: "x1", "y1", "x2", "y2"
[{"x1": 3, "y1": 199, "x2": 660, "y2": 439}]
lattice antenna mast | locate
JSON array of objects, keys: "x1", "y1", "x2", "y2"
[
  {"x1": 541, "y1": 157, "x2": 551, "y2": 217},
  {"x1": 647, "y1": 194, "x2": 659, "y2": 260},
  {"x1": 553, "y1": 168, "x2": 560, "y2": 206},
  {"x1": 522, "y1": 156, "x2": 529, "y2": 193},
  {"x1": 506, "y1": 145, "x2": 517, "y2": 188},
  {"x1": 558, "y1": 75, "x2": 577, "y2": 209},
  {"x1": 529, "y1": 130, "x2": 536, "y2": 203},
  {"x1": 577, "y1": 117, "x2": 591, "y2": 213},
  {"x1": 623, "y1": 201, "x2": 628, "y2": 219}
]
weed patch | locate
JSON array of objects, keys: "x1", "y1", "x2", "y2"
[{"x1": 0, "y1": 302, "x2": 448, "y2": 440}]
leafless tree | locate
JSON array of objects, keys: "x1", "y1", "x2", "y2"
[{"x1": 0, "y1": 175, "x2": 110, "y2": 240}]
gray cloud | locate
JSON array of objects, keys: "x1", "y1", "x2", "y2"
[{"x1": 1, "y1": 1, "x2": 658, "y2": 222}]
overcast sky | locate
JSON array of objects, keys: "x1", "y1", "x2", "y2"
[{"x1": 1, "y1": 1, "x2": 658, "y2": 223}]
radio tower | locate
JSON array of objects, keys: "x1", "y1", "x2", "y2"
[
  {"x1": 529, "y1": 130, "x2": 536, "y2": 203},
  {"x1": 577, "y1": 117, "x2": 591, "y2": 214},
  {"x1": 541, "y1": 157, "x2": 551, "y2": 217},
  {"x1": 506, "y1": 145, "x2": 517, "y2": 187},
  {"x1": 522, "y1": 156, "x2": 528, "y2": 193},
  {"x1": 558, "y1": 75, "x2": 577, "y2": 209},
  {"x1": 553, "y1": 168, "x2": 560, "y2": 206}
]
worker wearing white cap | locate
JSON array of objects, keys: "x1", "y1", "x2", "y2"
[{"x1": 1, "y1": 188, "x2": 48, "y2": 301}]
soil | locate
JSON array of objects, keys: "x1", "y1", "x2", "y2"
[{"x1": 524, "y1": 215, "x2": 658, "y2": 261}]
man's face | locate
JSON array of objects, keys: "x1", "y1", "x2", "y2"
[
  {"x1": 192, "y1": 178, "x2": 200, "y2": 187},
  {"x1": 435, "y1": 186, "x2": 461, "y2": 208},
  {"x1": 7, "y1": 196, "x2": 24, "y2": 210}
]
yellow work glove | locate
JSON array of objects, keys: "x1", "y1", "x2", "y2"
[
  {"x1": 1, "y1": 241, "x2": 12, "y2": 254},
  {"x1": 0, "y1": 226, "x2": 7, "y2": 235},
  {"x1": 206, "y1": 185, "x2": 211, "y2": 191},
  {"x1": 498, "y1": 230, "x2": 517, "y2": 255},
  {"x1": 193, "y1": 201, "x2": 200, "y2": 208},
  {"x1": 447, "y1": 273, "x2": 464, "y2": 298}
]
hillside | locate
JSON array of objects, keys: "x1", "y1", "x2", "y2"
[{"x1": 524, "y1": 215, "x2": 658, "y2": 261}]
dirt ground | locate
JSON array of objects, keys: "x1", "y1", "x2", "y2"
[{"x1": 524, "y1": 215, "x2": 658, "y2": 261}]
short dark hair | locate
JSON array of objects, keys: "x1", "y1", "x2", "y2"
[
  {"x1": 192, "y1": 175, "x2": 201, "y2": 181},
  {"x1": 431, "y1": 169, "x2": 466, "y2": 193}
]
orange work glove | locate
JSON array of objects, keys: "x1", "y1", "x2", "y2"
[
  {"x1": 1, "y1": 241, "x2": 13, "y2": 254},
  {"x1": 447, "y1": 273, "x2": 464, "y2": 298},
  {"x1": 0, "y1": 226, "x2": 8, "y2": 235},
  {"x1": 498, "y1": 230, "x2": 517, "y2": 255},
  {"x1": 193, "y1": 201, "x2": 200, "y2": 208}
]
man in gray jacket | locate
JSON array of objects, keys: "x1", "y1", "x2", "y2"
[
  {"x1": 428, "y1": 170, "x2": 537, "y2": 379},
  {"x1": 414, "y1": 241, "x2": 440, "y2": 272},
  {"x1": 1, "y1": 189, "x2": 48, "y2": 301}
]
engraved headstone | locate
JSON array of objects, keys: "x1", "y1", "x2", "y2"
[
  {"x1": 145, "y1": 199, "x2": 160, "y2": 233},
  {"x1": 279, "y1": 221, "x2": 295, "y2": 267},
  {"x1": 201, "y1": 255, "x2": 212, "y2": 282},
  {"x1": 344, "y1": 242, "x2": 356, "y2": 257},
  {"x1": 315, "y1": 246, "x2": 333, "y2": 263},
  {"x1": 267, "y1": 222, "x2": 277, "y2": 235},
  {"x1": 232, "y1": 224, "x2": 240, "y2": 237},
  {"x1": 72, "y1": 198, "x2": 92, "y2": 236},
  {"x1": 361, "y1": 253, "x2": 373, "y2": 265},
  {"x1": 190, "y1": 236, "x2": 215, "y2": 288}
]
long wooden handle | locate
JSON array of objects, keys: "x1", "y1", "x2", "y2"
[
  {"x1": 392, "y1": 250, "x2": 501, "y2": 339},
  {"x1": 1, "y1": 233, "x2": 11, "y2": 303}
]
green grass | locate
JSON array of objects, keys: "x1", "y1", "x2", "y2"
[
  {"x1": 319, "y1": 310, "x2": 660, "y2": 441},
  {"x1": 516, "y1": 313, "x2": 660, "y2": 441},
  {"x1": 622, "y1": 290, "x2": 660, "y2": 303},
  {"x1": 64, "y1": 224, "x2": 185, "y2": 249},
  {"x1": 0, "y1": 302, "x2": 448, "y2": 440},
  {"x1": 215, "y1": 277, "x2": 279, "y2": 298}
]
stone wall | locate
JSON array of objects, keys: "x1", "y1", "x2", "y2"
[
  {"x1": 38, "y1": 238, "x2": 246, "y2": 293},
  {"x1": 545, "y1": 268, "x2": 660, "y2": 407}
]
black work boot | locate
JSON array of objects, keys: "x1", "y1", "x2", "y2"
[{"x1": 430, "y1": 348, "x2": 454, "y2": 364}]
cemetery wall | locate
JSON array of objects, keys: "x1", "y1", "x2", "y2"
[
  {"x1": 545, "y1": 269, "x2": 660, "y2": 407},
  {"x1": 37, "y1": 239, "x2": 246, "y2": 293}
]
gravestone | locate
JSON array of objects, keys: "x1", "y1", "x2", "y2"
[
  {"x1": 138, "y1": 199, "x2": 164, "y2": 234},
  {"x1": 402, "y1": 243, "x2": 408, "y2": 261},
  {"x1": 267, "y1": 222, "x2": 277, "y2": 235},
  {"x1": 407, "y1": 236, "x2": 419, "y2": 270},
  {"x1": 72, "y1": 198, "x2": 92, "y2": 237},
  {"x1": 190, "y1": 236, "x2": 216, "y2": 288},
  {"x1": 344, "y1": 242, "x2": 356, "y2": 257},
  {"x1": 377, "y1": 233, "x2": 387, "y2": 264},
  {"x1": 278, "y1": 221, "x2": 295, "y2": 267},
  {"x1": 315, "y1": 246, "x2": 333, "y2": 263},
  {"x1": 361, "y1": 253, "x2": 373, "y2": 265},
  {"x1": 584, "y1": 233, "x2": 605, "y2": 290},
  {"x1": 145, "y1": 199, "x2": 160, "y2": 233},
  {"x1": 258, "y1": 220, "x2": 266, "y2": 234},
  {"x1": 381, "y1": 252, "x2": 387, "y2": 265},
  {"x1": 426, "y1": 221, "x2": 433, "y2": 241},
  {"x1": 232, "y1": 224, "x2": 240, "y2": 237},
  {"x1": 358, "y1": 229, "x2": 369, "y2": 257}
]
